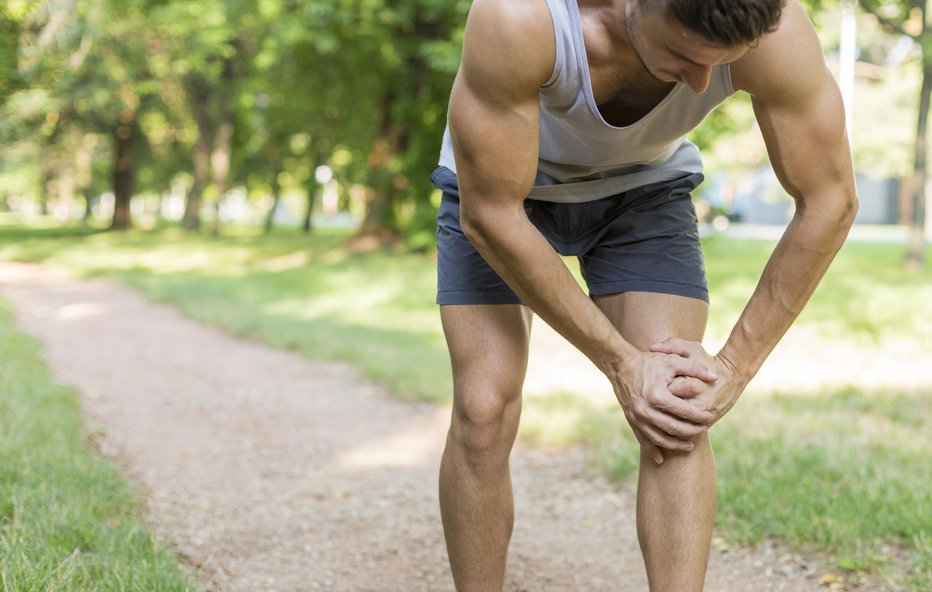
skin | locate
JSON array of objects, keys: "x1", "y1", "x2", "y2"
[{"x1": 438, "y1": 0, "x2": 859, "y2": 590}]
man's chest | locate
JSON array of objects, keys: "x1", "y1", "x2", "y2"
[
  {"x1": 587, "y1": 63, "x2": 675, "y2": 126},
  {"x1": 579, "y1": 12, "x2": 676, "y2": 127}
]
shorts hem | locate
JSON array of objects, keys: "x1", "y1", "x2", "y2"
[
  {"x1": 588, "y1": 280, "x2": 709, "y2": 303},
  {"x1": 437, "y1": 290, "x2": 523, "y2": 305}
]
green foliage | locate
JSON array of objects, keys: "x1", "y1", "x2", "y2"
[
  {"x1": 0, "y1": 298, "x2": 200, "y2": 590},
  {"x1": 4, "y1": 0, "x2": 926, "y2": 245},
  {"x1": 0, "y1": 9, "x2": 25, "y2": 101},
  {"x1": 0, "y1": 0, "x2": 476, "y2": 236}
]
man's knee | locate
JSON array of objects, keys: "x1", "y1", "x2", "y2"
[{"x1": 449, "y1": 384, "x2": 522, "y2": 464}]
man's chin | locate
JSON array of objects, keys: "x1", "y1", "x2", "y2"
[{"x1": 643, "y1": 65, "x2": 673, "y2": 84}]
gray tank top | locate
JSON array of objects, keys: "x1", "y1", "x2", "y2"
[{"x1": 437, "y1": 0, "x2": 736, "y2": 203}]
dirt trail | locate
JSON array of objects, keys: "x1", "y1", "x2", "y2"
[{"x1": 0, "y1": 261, "x2": 841, "y2": 591}]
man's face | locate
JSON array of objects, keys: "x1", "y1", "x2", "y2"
[{"x1": 626, "y1": 2, "x2": 751, "y2": 94}]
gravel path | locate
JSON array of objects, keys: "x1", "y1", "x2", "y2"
[{"x1": 0, "y1": 261, "x2": 861, "y2": 591}]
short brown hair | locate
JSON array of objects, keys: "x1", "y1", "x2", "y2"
[{"x1": 649, "y1": 0, "x2": 785, "y2": 47}]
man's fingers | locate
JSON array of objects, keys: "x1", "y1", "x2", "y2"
[
  {"x1": 644, "y1": 407, "x2": 707, "y2": 439},
  {"x1": 668, "y1": 355, "x2": 717, "y2": 382},
  {"x1": 638, "y1": 422, "x2": 695, "y2": 452},
  {"x1": 649, "y1": 337, "x2": 694, "y2": 357},
  {"x1": 669, "y1": 376, "x2": 706, "y2": 398},
  {"x1": 627, "y1": 409, "x2": 691, "y2": 457},
  {"x1": 647, "y1": 385, "x2": 714, "y2": 424},
  {"x1": 632, "y1": 426, "x2": 665, "y2": 465},
  {"x1": 633, "y1": 394, "x2": 707, "y2": 437}
]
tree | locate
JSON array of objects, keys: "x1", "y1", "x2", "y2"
[
  {"x1": 237, "y1": 1, "x2": 340, "y2": 235},
  {"x1": 10, "y1": 0, "x2": 168, "y2": 229},
  {"x1": 293, "y1": 0, "x2": 468, "y2": 247},
  {"x1": 859, "y1": 0, "x2": 930, "y2": 269},
  {"x1": 0, "y1": 2, "x2": 37, "y2": 102},
  {"x1": 143, "y1": 0, "x2": 256, "y2": 232}
]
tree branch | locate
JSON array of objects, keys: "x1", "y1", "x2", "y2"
[{"x1": 858, "y1": 0, "x2": 911, "y2": 37}]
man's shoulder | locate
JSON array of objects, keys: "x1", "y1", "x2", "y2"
[
  {"x1": 460, "y1": 0, "x2": 556, "y2": 95},
  {"x1": 730, "y1": 0, "x2": 827, "y2": 100},
  {"x1": 467, "y1": 0, "x2": 553, "y2": 34}
]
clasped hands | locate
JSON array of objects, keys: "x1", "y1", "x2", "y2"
[{"x1": 611, "y1": 338, "x2": 743, "y2": 465}]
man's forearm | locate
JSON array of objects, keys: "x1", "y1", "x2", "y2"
[
  {"x1": 461, "y1": 202, "x2": 638, "y2": 374},
  {"x1": 718, "y1": 192, "x2": 857, "y2": 383}
]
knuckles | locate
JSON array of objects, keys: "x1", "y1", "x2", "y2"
[
  {"x1": 630, "y1": 401, "x2": 648, "y2": 419},
  {"x1": 645, "y1": 391, "x2": 664, "y2": 407}
]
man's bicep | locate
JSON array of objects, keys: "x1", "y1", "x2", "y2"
[
  {"x1": 446, "y1": 0, "x2": 551, "y2": 207},
  {"x1": 448, "y1": 75, "x2": 541, "y2": 207},
  {"x1": 752, "y1": 73, "x2": 854, "y2": 208},
  {"x1": 737, "y1": 0, "x2": 855, "y2": 207}
]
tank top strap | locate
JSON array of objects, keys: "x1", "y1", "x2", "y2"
[{"x1": 541, "y1": 0, "x2": 572, "y2": 89}]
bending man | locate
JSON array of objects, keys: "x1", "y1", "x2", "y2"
[{"x1": 432, "y1": 0, "x2": 858, "y2": 589}]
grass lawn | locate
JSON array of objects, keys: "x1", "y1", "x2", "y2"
[
  {"x1": 1, "y1": 216, "x2": 930, "y2": 589},
  {"x1": 0, "y1": 297, "x2": 201, "y2": 591}
]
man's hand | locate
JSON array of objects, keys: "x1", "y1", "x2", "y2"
[
  {"x1": 609, "y1": 351, "x2": 718, "y2": 465},
  {"x1": 650, "y1": 338, "x2": 747, "y2": 428}
]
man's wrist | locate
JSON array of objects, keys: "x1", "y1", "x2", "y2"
[
  {"x1": 596, "y1": 336, "x2": 640, "y2": 380},
  {"x1": 716, "y1": 340, "x2": 758, "y2": 387}
]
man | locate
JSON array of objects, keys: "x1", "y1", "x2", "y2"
[{"x1": 432, "y1": 0, "x2": 857, "y2": 590}]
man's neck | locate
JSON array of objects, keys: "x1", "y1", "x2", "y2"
[
  {"x1": 580, "y1": 0, "x2": 631, "y2": 41},
  {"x1": 578, "y1": 0, "x2": 639, "y2": 67}
]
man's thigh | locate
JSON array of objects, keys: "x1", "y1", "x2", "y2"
[
  {"x1": 440, "y1": 304, "x2": 533, "y2": 398},
  {"x1": 592, "y1": 291, "x2": 708, "y2": 351}
]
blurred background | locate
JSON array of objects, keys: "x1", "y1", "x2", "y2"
[{"x1": 0, "y1": 0, "x2": 929, "y2": 262}]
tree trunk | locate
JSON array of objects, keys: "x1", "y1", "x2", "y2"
[
  {"x1": 39, "y1": 166, "x2": 52, "y2": 216},
  {"x1": 906, "y1": 50, "x2": 932, "y2": 270},
  {"x1": 110, "y1": 114, "x2": 136, "y2": 230},
  {"x1": 303, "y1": 154, "x2": 322, "y2": 234},
  {"x1": 183, "y1": 76, "x2": 213, "y2": 230},
  {"x1": 264, "y1": 174, "x2": 282, "y2": 234},
  {"x1": 303, "y1": 184, "x2": 317, "y2": 234},
  {"x1": 353, "y1": 89, "x2": 410, "y2": 246},
  {"x1": 82, "y1": 187, "x2": 95, "y2": 223},
  {"x1": 353, "y1": 33, "x2": 433, "y2": 247},
  {"x1": 75, "y1": 132, "x2": 98, "y2": 224},
  {"x1": 210, "y1": 55, "x2": 238, "y2": 236},
  {"x1": 209, "y1": 117, "x2": 235, "y2": 235}
]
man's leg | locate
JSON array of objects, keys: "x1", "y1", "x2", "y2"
[
  {"x1": 593, "y1": 291, "x2": 715, "y2": 592},
  {"x1": 439, "y1": 303, "x2": 533, "y2": 592}
]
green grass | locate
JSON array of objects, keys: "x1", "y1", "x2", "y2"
[
  {"x1": 0, "y1": 298, "x2": 200, "y2": 591},
  {"x1": 702, "y1": 235, "x2": 932, "y2": 345},
  {"x1": 520, "y1": 386, "x2": 932, "y2": 588},
  {"x1": 1, "y1": 217, "x2": 930, "y2": 588}
]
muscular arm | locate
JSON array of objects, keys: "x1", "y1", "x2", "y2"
[
  {"x1": 726, "y1": 2, "x2": 858, "y2": 376},
  {"x1": 449, "y1": 0, "x2": 715, "y2": 452},
  {"x1": 452, "y1": 0, "x2": 620, "y2": 370},
  {"x1": 656, "y1": 1, "x2": 858, "y2": 416}
]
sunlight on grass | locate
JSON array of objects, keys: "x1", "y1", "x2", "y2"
[
  {"x1": 2, "y1": 220, "x2": 930, "y2": 587},
  {"x1": 0, "y1": 298, "x2": 199, "y2": 591},
  {"x1": 520, "y1": 385, "x2": 931, "y2": 588}
]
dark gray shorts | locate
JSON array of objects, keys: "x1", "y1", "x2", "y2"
[{"x1": 434, "y1": 167, "x2": 708, "y2": 305}]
